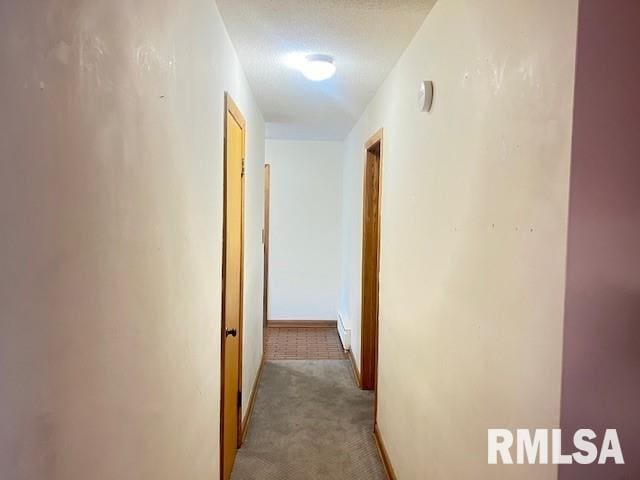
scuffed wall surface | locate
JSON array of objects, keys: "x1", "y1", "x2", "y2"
[
  {"x1": 339, "y1": 0, "x2": 578, "y2": 478},
  {"x1": 0, "y1": 1, "x2": 264, "y2": 478},
  {"x1": 559, "y1": 1, "x2": 640, "y2": 478}
]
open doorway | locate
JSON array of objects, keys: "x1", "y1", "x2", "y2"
[
  {"x1": 360, "y1": 128, "x2": 383, "y2": 392},
  {"x1": 220, "y1": 92, "x2": 246, "y2": 480}
]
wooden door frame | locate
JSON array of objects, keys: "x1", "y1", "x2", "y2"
[
  {"x1": 220, "y1": 92, "x2": 246, "y2": 480},
  {"x1": 262, "y1": 164, "x2": 271, "y2": 327},
  {"x1": 360, "y1": 127, "x2": 383, "y2": 396}
]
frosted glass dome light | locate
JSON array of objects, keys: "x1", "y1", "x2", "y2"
[{"x1": 300, "y1": 54, "x2": 336, "y2": 82}]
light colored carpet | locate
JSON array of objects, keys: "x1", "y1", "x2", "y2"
[{"x1": 231, "y1": 360, "x2": 386, "y2": 480}]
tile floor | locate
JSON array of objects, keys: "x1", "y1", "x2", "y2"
[{"x1": 264, "y1": 326, "x2": 347, "y2": 360}]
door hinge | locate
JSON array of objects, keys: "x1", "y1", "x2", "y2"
[
  {"x1": 241, "y1": 158, "x2": 246, "y2": 177},
  {"x1": 237, "y1": 390, "x2": 242, "y2": 408}
]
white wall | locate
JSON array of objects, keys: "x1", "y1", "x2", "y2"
[
  {"x1": 266, "y1": 140, "x2": 343, "y2": 321},
  {"x1": 0, "y1": 1, "x2": 263, "y2": 478},
  {"x1": 339, "y1": 1, "x2": 579, "y2": 479}
]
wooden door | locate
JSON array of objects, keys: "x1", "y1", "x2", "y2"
[
  {"x1": 361, "y1": 129, "x2": 383, "y2": 391},
  {"x1": 221, "y1": 93, "x2": 245, "y2": 480},
  {"x1": 263, "y1": 164, "x2": 271, "y2": 327}
]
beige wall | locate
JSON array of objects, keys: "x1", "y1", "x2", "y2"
[
  {"x1": 265, "y1": 140, "x2": 343, "y2": 321},
  {"x1": 0, "y1": 1, "x2": 264, "y2": 479},
  {"x1": 339, "y1": 1, "x2": 578, "y2": 478}
]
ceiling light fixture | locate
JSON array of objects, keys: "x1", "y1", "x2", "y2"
[
  {"x1": 284, "y1": 53, "x2": 336, "y2": 82},
  {"x1": 300, "y1": 54, "x2": 336, "y2": 81}
]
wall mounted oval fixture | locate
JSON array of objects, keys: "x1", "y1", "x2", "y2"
[{"x1": 419, "y1": 80, "x2": 434, "y2": 112}]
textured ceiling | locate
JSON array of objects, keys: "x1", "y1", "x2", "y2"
[{"x1": 216, "y1": 0, "x2": 436, "y2": 140}]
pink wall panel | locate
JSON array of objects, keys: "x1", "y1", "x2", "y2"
[{"x1": 560, "y1": 1, "x2": 640, "y2": 478}]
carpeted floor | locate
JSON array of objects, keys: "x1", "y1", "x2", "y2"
[{"x1": 231, "y1": 360, "x2": 386, "y2": 480}]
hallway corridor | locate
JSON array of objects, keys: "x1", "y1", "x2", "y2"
[
  {"x1": 2, "y1": 0, "x2": 639, "y2": 479},
  {"x1": 231, "y1": 360, "x2": 385, "y2": 480}
]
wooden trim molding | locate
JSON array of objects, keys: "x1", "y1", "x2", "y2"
[
  {"x1": 267, "y1": 320, "x2": 337, "y2": 328},
  {"x1": 365, "y1": 127, "x2": 383, "y2": 151},
  {"x1": 347, "y1": 349, "x2": 361, "y2": 388},
  {"x1": 374, "y1": 423, "x2": 397, "y2": 480},
  {"x1": 240, "y1": 356, "x2": 265, "y2": 445},
  {"x1": 225, "y1": 92, "x2": 247, "y2": 129},
  {"x1": 360, "y1": 127, "x2": 384, "y2": 391},
  {"x1": 262, "y1": 164, "x2": 271, "y2": 327}
]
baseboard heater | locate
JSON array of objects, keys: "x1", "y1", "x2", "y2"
[{"x1": 337, "y1": 312, "x2": 351, "y2": 351}]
